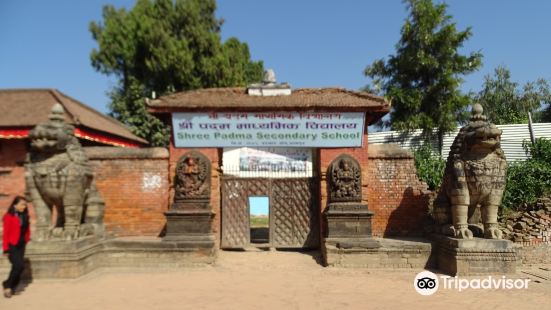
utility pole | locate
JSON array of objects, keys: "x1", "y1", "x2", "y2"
[{"x1": 528, "y1": 111, "x2": 535, "y2": 145}]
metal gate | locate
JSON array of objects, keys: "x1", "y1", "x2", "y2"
[{"x1": 221, "y1": 177, "x2": 319, "y2": 249}]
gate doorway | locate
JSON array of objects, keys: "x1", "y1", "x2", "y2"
[
  {"x1": 221, "y1": 177, "x2": 319, "y2": 249},
  {"x1": 249, "y1": 196, "x2": 270, "y2": 244}
]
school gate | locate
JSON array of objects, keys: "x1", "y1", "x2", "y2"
[
  {"x1": 220, "y1": 176, "x2": 319, "y2": 249},
  {"x1": 147, "y1": 78, "x2": 390, "y2": 254}
]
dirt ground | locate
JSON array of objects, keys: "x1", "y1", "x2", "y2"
[{"x1": 1, "y1": 250, "x2": 549, "y2": 310}]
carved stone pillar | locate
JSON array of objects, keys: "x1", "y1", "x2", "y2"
[
  {"x1": 324, "y1": 154, "x2": 379, "y2": 248},
  {"x1": 163, "y1": 150, "x2": 214, "y2": 245}
]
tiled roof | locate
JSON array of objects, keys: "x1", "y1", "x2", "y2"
[
  {"x1": 0, "y1": 89, "x2": 148, "y2": 145},
  {"x1": 148, "y1": 87, "x2": 390, "y2": 112}
]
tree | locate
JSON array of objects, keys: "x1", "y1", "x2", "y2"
[
  {"x1": 474, "y1": 66, "x2": 551, "y2": 124},
  {"x1": 90, "y1": 0, "x2": 264, "y2": 146},
  {"x1": 364, "y1": 0, "x2": 482, "y2": 150}
]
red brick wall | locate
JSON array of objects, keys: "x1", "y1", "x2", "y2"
[
  {"x1": 3, "y1": 137, "x2": 431, "y2": 241},
  {"x1": 0, "y1": 144, "x2": 170, "y2": 237},
  {"x1": 367, "y1": 144, "x2": 431, "y2": 237},
  {"x1": 0, "y1": 140, "x2": 33, "y2": 233},
  {"x1": 86, "y1": 147, "x2": 169, "y2": 237}
]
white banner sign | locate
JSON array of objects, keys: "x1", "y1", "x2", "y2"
[
  {"x1": 222, "y1": 147, "x2": 313, "y2": 178},
  {"x1": 172, "y1": 112, "x2": 365, "y2": 147}
]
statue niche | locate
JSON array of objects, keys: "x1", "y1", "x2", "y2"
[
  {"x1": 325, "y1": 154, "x2": 376, "y2": 245},
  {"x1": 164, "y1": 150, "x2": 214, "y2": 243},
  {"x1": 25, "y1": 103, "x2": 105, "y2": 241}
]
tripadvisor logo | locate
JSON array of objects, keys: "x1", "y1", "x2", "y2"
[
  {"x1": 413, "y1": 271, "x2": 531, "y2": 295},
  {"x1": 414, "y1": 271, "x2": 439, "y2": 295}
]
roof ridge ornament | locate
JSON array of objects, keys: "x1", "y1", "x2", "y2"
[
  {"x1": 263, "y1": 69, "x2": 277, "y2": 85},
  {"x1": 247, "y1": 69, "x2": 292, "y2": 96}
]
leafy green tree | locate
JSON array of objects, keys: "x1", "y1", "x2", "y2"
[
  {"x1": 364, "y1": 0, "x2": 482, "y2": 150},
  {"x1": 108, "y1": 77, "x2": 171, "y2": 146},
  {"x1": 473, "y1": 66, "x2": 551, "y2": 124},
  {"x1": 90, "y1": 0, "x2": 263, "y2": 146},
  {"x1": 413, "y1": 142, "x2": 445, "y2": 190}
]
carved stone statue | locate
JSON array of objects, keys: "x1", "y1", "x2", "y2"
[
  {"x1": 329, "y1": 155, "x2": 362, "y2": 203},
  {"x1": 164, "y1": 150, "x2": 213, "y2": 243},
  {"x1": 173, "y1": 151, "x2": 211, "y2": 204},
  {"x1": 25, "y1": 103, "x2": 105, "y2": 241},
  {"x1": 324, "y1": 154, "x2": 378, "y2": 248},
  {"x1": 433, "y1": 104, "x2": 507, "y2": 239}
]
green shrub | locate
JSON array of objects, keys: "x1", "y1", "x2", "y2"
[
  {"x1": 413, "y1": 143, "x2": 446, "y2": 190},
  {"x1": 502, "y1": 138, "x2": 551, "y2": 210},
  {"x1": 524, "y1": 137, "x2": 551, "y2": 164}
]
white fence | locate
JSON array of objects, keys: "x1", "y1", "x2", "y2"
[{"x1": 368, "y1": 123, "x2": 551, "y2": 161}]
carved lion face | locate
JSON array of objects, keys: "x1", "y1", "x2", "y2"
[
  {"x1": 464, "y1": 123, "x2": 502, "y2": 154},
  {"x1": 28, "y1": 123, "x2": 73, "y2": 154}
]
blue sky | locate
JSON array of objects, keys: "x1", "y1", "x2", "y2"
[
  {"x1": 1, "y1": 0, "x2": 550, "y2": 115},
  {"x1": 249, "y1": 196, "x2": 269, "y2": 216}
]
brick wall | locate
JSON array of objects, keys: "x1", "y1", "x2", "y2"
[
  {"x1": 0, "y1": 144, "x2": 170, "y2": 237},
  {"x1": 0, "y1": 138, "x2": 439, "y2": 241},
  {"x1": 366, "y1": 144, "x2": 431, "y2": 237},
  {"x1": 0, "y1": 140, "x2": 32, "y2": 233},
  {"x1": 86, "y1": 147, "x2": 169, "y2": 237},
  {"x1": 0, "y1": 140, "x2": 27, "y2": 207},
  {"x1": 318, "y1": 139, "x2": 431, "y2": 238}
]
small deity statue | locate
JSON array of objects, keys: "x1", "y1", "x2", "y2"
[
  {"x1": 335, "y1": 159, "x2": 358, "y2": 198},
  {"x1": 174, "y1": 151, "x2": 210, "y2": 201},
  {"x1": 329, "y1": 155, "x2": 362, "y2": 203}
]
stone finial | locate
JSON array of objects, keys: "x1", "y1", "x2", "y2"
[
  {"x1": 48, "y1": 103, "x2": 65, "y2": 122},
  {"x1": 470, "y1": 103, "x2": 487, "y2": 122},
  {"x1": 247, "y1": 68, "x2": 291, "y2": 96},
  {"x1": 263, "y1": 69, "x2": 276, "y2": 84}
]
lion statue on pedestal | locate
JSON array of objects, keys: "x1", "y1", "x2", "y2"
[
  {"x1": 25, "y1": 103, "x2": 105, "y2": 241},
  {"x1": 432, "y1": 104, "x2": 507, "y2": 239}
]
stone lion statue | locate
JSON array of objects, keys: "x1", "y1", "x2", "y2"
[
  {"x1": 432, "y1": 104, "x2": 507, "y2": 239},
  {"x1": 25, "y1": 103, "x2": 105, "y2": 241}
]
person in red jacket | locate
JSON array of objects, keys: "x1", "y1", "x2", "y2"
[{"x1": 2, "y1": 196, "x2": 30, "y2": 298}]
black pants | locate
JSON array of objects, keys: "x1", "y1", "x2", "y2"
[{"x1": 2, "y1": 245, "x2": 25, "y2": 291}]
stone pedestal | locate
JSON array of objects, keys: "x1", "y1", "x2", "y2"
[
  {"x1": 163, "y1": 207, "x2": 215, "y2": 246},
  {"x1": 10, "y1": 236, "x2": 104, "y2": 279},
  {"x1": 322, "y1": 154, "x2": 380, "y2": 266},
  {"x1": 0, "y1": 236, "x2": 216, "y2": 279},
  {"x1": 433, "y1": 234, "x2": 518, "y2": 276},
  {"x1": 324, "y1": 238, "x2": 433, "y2": 268},
  {"x1": 325, "y1": 203, "x2": 374, "y2": 238},
  {"x1": 323, "y1": 203, "x2": 381, "y2": 265}
]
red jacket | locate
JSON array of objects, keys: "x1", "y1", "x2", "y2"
[{"x1": 2, "y1": 213, "x2": 31, "y2": 252}]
